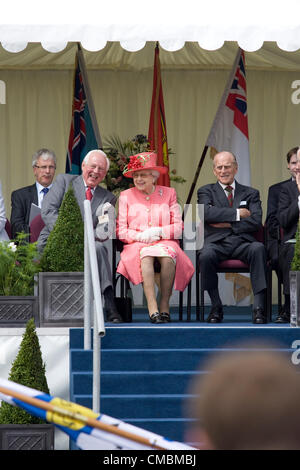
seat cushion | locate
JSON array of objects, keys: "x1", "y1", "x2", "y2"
[{"x1": 218, "y1": 259, "x2": 249, "y2": 270}]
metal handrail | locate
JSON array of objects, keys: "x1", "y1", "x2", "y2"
[{"x1": 83, "y1": 200, "x2": 106, "y2": 413}]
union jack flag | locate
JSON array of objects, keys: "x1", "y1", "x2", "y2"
[
  {"x1": 66, "y1": 45, "x2": 101, "y2": 174},
  {"x1": 225, "y1": 50, "x2": 248, "y2": 139},
  {"x1": 206, "y1": 47, "x2": 250, "y2": 186}
]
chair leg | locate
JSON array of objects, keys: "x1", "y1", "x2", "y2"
[
  {"x1": 125, "y1": 278, "x2": 130, "y2": 299},
  {"x1": 277, "y1": 273, "x2": 283, "y2": 314},
  {"x1": 200, "y1": 271, "x2": 205, "y2": 322},
  {"x1": 266, "y1": 267, "x2": 272, "y2": 322},
  {"x1": 187, "y1": 281, "x2": 191, "y2": 322},
  {"x1": 179, "y1": 291, "x2": 183, "y2": 321},
  {"x1": 196, "y1": 255, "x2": 200, "y2": 321}
]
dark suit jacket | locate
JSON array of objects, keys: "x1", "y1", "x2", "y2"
[
  {"x1": 265, "y1": 179, "x2": 291, "y2": 262},
  {"x1": 278, "y1": 179, "x2": 300, "y2": 242},
  {"x1": 10, "y1": 184, "x2": 38, "y2": 239},
  {"x1": 266, "y1": 179, "x2": 291, "y2": 238},
  {"x1": 197, "y1": 181, "x2": 263, "y2": 244}
]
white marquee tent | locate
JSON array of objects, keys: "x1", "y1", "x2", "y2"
[{"x1": 1, "y1": 0, "x2": 300, "y2": 215}]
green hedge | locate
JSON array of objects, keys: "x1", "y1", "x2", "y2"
[{"x1": 40, "y1": 185, "x2": 84, "y2": 272}]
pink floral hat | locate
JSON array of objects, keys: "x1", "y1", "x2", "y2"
[{"x1": 123, "y1": 152, "x2": 168, "y2": 178}]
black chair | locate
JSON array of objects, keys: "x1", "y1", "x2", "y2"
[
  {"x1": 112, "y1": 239, "x2": 131, "y2": 299},
  {"x1": 195, "y1": 226, "x2": 271, "y2": 322},
  {"x1": 265, "y1": 225, "x2": 283, "y2": 317},
  {"x1": 112, "y1": 238, "x2": 191, "y2": 321}
]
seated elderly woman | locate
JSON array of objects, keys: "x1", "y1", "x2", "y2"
[{"x1": 116, "y1": 152, "x2": 194, "y2": 324}]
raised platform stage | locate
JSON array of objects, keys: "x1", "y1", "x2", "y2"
[
  {"x1": 70, "y1": 306, "x2": 300, "y2": 447},
  {"x1": 0, "y1": 305, "x2": 298, "y2": 449}
]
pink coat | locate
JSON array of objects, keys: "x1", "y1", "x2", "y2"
[{"x1": 116, "y1": 185, "x2": 194, "y2": 291}]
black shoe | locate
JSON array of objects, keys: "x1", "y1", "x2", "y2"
[
  {"x1": 274, "y1": 312, "x2": 290, "y2": 323},
  {"x1": 150, "y1": 312, "x2": 164, "y2": 324},
  {"x1": 252, "y1": 307, "x2": 267, "y2": 324},
  {"x1": 106, "y1": 309, "x2": 123, "y2": 323},
  {"x1": 160, "y1": 312, "x2": 171, "y2": 323},
  {"x1": 207, "y1": 306, "x2": 223, "y2": 323}
]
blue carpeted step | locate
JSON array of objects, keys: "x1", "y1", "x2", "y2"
[
  {"x1": 71, "y1": 346, "x2": 294, "y2": 373},
  {"x1": 70, "y1": 326, "x2": 297, "y2": 350},
  {"x1": 69, "y1": 324, "x2": 300, "y2": 447},
  {"x1": 72, "y1": 370, "x2": 203, "y2": 395},
  {"x1": 74, "y1": 394, "x2": 188, "y2": 419}
]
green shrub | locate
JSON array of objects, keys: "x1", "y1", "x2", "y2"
[
  {"x1": 39, "y1": 185, "x2": 84, "y2": 272},
  {"x1": 291, "y1": 220, "x2": 300, "y2": 271},
  {"x1": 0, "y1": 233, "x2": 40, "y2": 295},
  {"x1": 0, "y1": 318, "x2": 49, "y2": 424}
]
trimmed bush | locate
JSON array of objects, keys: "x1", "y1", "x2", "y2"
[
  {"x1": 39, "y1": 185, "x2": 84, "y2": 272},
  {"x1": 0, "y1": 318, "x2": 49, "y2": 424}
]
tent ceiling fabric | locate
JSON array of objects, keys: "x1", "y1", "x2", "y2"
[
  {"x1": 1, "y1": 41, "x2": 300, "y2": 72},
  {"x1": 1, "y1": 0, "x2": 300, "y2": 54}
]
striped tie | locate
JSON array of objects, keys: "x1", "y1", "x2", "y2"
[{"x1": 225, "y1": 185, "x2": 233, "y2": 207}]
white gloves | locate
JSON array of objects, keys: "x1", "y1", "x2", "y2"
[{"x1": 135, "y1": 227, "x2": 162, "y2": 243}]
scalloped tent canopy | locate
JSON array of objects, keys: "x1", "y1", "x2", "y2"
[
  {"x1": 1, "y1": 0, "x2": 300, "y2": 56},
  {"x1": 2, "y1": 42, "x2": 300, "y2": 72}
]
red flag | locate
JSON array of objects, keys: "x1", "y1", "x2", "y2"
[{"x1": 148, "y1": 45, "x2": 170, "y2": 187}]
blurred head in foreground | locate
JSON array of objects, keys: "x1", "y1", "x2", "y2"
[{"x1": 186, "y1": 344, "x2": 300, "y2": 450}]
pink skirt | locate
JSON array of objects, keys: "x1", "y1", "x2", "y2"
[{"x1": 140, "y1": 243, "x2": 177, "y2": 264}]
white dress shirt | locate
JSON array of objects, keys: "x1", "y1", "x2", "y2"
[{"x1": 36, "y1": 182, "x2": 53, "y2": 208}]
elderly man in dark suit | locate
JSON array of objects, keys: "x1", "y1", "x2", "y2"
[
  {"x1": 10, "y1": 148, "x2": 56, "y2": 239},
  {"x1": 278, "y1": 151, "x2": 300, "y2": 320},
  {"x1": 37, "y1": 149, "x2": 122, "y2": 324},
  {"x1": 197, "y1": 151, "x2": 267, "y2": 324},
  {"x1": 266, "y1": 146, "x2": 298, "y2": 323}
]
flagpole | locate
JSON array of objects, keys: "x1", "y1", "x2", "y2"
[
  {"x1": 185, "y1": 145, "x2": 208, "y2": 206},
  {"x1": 0, "y1": 385, "x2": 166, "y2": 450}
]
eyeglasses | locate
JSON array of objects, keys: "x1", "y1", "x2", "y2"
[{"x1": 34, "y1": 165, "x2": 56, "y2": 171}]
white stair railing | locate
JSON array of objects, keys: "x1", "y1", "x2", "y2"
[{"x1": 83, "y1": 199, "x2": 106, "y2": 413}]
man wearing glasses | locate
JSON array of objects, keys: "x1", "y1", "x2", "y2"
[{"x1": 10, "y1": 148, "x2": 56, "y2": 239}]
